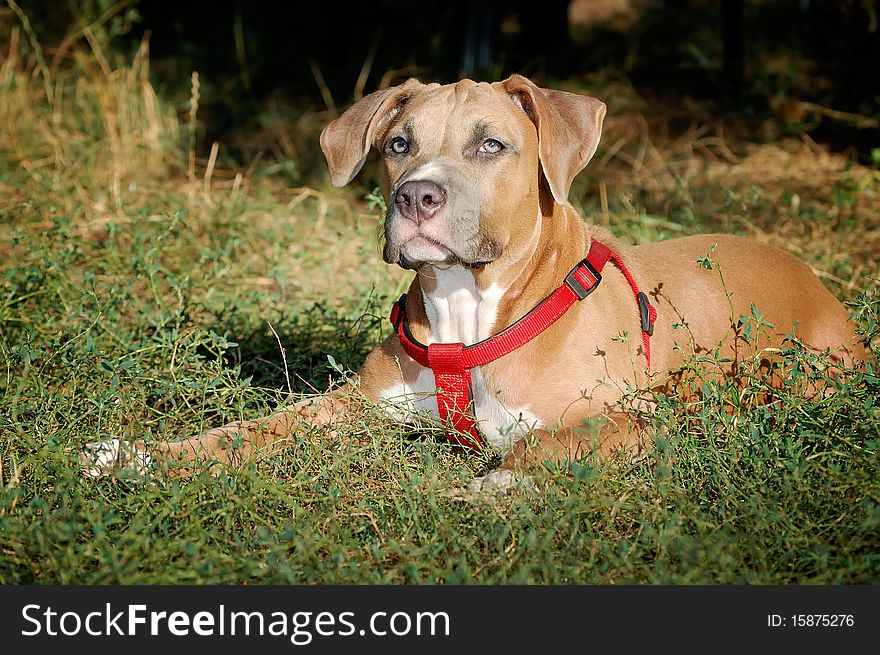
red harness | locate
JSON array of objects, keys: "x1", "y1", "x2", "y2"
[{"x1": 389, "y1": 238, "x2": 656, "y2": 450}]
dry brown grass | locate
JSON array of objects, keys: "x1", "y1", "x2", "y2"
[{"x1": 0, "y1": 28, "x2": 179, "y2": 215}]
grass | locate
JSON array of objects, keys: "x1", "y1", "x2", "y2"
[{"x1": 1, "y1": 21, "x2": 879, "y2": 584}]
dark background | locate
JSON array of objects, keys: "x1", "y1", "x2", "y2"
[{"x1": 11, "y1": 0, "x2": 880, "y2": 163}]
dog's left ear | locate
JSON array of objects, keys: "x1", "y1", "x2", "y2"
[
  {"x1": 502, "y1": 74, "x2": 606, "y2": 206},
  {"x1": 320, "y1": 79, "x2": 425, "y2": 187}
]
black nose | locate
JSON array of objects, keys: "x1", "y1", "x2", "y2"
[{"x1": 395, "y1": 180, "x2": 447, "y2": 223}]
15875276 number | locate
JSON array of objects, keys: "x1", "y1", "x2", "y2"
[{"x1": 791, "y1": 614, "x2": 854, "y2": 627}]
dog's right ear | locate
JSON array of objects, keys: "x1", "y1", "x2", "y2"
[{"x1": 320, "y1": 79, "x2": 424, "y2": 187}]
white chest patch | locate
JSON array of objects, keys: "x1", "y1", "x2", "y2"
[
  {"x1": 378, "y1": 265, "x2": 543, "y2": 452},
  {"x1": 422, "y1": 265, "x2": 500, "y2": 344}
]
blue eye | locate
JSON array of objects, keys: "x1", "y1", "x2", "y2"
[
  {"x1": 387, "y1": 137, "x2": 409, "y2": 154},
  {"x1": 479, "y1": 138, "x2": 504, "y2": 154}
]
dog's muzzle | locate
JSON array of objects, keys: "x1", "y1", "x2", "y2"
[{"x1": 383, "y1": 177, "x2": 499, "y2": 270}]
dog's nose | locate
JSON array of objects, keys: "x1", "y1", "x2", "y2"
[{"x1": 395, "y1": 180, "x2": 447, "y2": 223}]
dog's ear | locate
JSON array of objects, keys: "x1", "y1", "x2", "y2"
[
  {"x1": 320, "y1": 79, "x2": 424, "y2": 187},
  {"x1": 502, "y1": 74, "x2": 606, "y2": 206}
]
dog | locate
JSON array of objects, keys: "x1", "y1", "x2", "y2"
[{"x1": 82, "y1": 75, "x2": 864, "y2": 490}]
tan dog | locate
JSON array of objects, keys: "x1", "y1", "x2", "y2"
[{"x1": 82, "y1": 75, "x2": 864, "y2": 490}]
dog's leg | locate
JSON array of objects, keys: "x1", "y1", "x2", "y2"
[
  {"x1": 470, "y1": 413, "x2": 643, "y2": 492},
  {"x1": 81, "y1": 390, "x2": 350, "y2": 478}
]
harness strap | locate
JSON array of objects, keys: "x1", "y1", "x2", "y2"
[
  {"x1": 389, "y1": 238, "x2": 655, "y2": 449},
  {"x1": 426, "y1": 343, "x2": 480, "y2": 449}
]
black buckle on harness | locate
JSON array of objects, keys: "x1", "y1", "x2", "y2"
[
  {"x1": 637, "y1": 291, "x2": 654, "y2": 336},
  {"x1": 564, "y1": 259, "x2": 602, "y2": 300}
]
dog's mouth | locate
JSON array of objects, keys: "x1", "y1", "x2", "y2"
[{"x1": 386, "y1": 234, "x2": 499, "y2": 270}]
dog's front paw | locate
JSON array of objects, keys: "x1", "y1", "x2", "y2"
[
  {"x1": 80, "y1": 438, "x2": 152, "y2": 479},
  {"x1": 468, "y1": 469, "x2": 535, "y2": 494}
]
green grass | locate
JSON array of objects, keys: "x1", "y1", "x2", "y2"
[{"x1": 1, "y1": 26, "x2": 879, "y2": 584}]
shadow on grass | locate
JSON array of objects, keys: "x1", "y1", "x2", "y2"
[{"x1": 212, "y1": 300, "x2": 387, "y2": 395}]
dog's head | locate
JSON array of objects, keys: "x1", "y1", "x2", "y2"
[{"x1": 320, "y1": 75, "x2": 606, "y2": 271}]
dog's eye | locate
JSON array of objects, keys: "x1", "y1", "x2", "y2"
[
  {"x1": 478, "y1": 138, "x2": 504, "y2": 154},
  {"x1": 387, "y1": 137, "x2": 409, "y2": 155}
]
